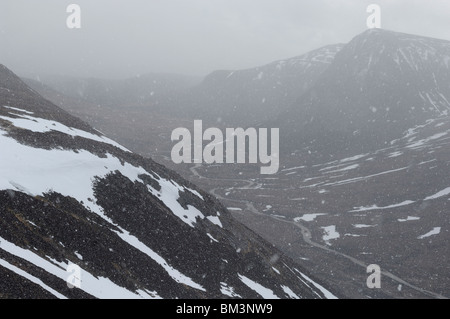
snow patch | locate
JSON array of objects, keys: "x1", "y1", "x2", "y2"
[
  {"x1": 238, "y1": 274, "x2": 279, "y2": 299},
  {"x1": 146, "y1": 177, "x2": 206, "y2": 228},
  {"x1": 206, "y1": 233, "x2": 219, "y2": 243},
  {"x1": 74, "y1": 251, "x2": 83, "y2": 260},
  {"x1": 206, "y1": 215, "x2": 223, "y2": 228},
  {"x1": 398, "y1": 216, "x2": 420, "y2": 222},
  {"x1": 388, "y1": 151, "x2": 403, "y2": 158},
  {"x1": 407, "y1": 132, "x2": 447, "y2": 149},
  {"x1": 294, "y1": 269, "x2": 338, "y2": 299},
  {"x1": 417, "y1": 227, "x2": 441, "y2": 239},
  {"x1": 352, "y1": 224, "x2": 376, "y2": 228},
  {"x1": 0, "y1": 112, "x2": 130, "y2": 152},
  {"x1": 339, "y1": 154, "x2": 368, "y2": 163},
  {"x1": 294, "y1": 213, "x2": 326, "y2": 222},
  {"x1": 424, "y1": 187, "x2": 450, "y2": 200},
  {"x1": 321, "y1": 226, "x2": 340, "y2": 245},
  {"x1": 281, "y1": 285, "x2": 300, "y2": 299},
  {"x1": 325, "y1": 167, "x2": 409, "y2": 187},
  {"x1": 113, "y1": 226, "x2": 206, "y2": 292},
  {"x1": 220, "y1": 282, "x2": 242, "y2": 298},
  {"x1": 185, "y1": 187, "x2": 204, "y2": 200},
  {"x1": 349, "y1": 200, "x2": 415, "y2": 212},
  {"x1": 2, "y1": 105, "x2": 34, "y2": 114}
]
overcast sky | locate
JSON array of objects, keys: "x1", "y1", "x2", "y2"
[{"x1": 0, "y1": 0, "x2": 449, "y2": 79}]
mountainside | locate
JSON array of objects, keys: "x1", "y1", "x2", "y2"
[
  {"x1": 186, "y1": 114, "x2": 450, "y2": 298},
  {"x1": 181, "y1": 44, "x2": 344, "y2": 126},
  {"x1": 15, "y1": 29, "x2": 450, "y2": 298},
  {"x1": 275, "y1": 29, "x2": 450, "y2": 158},
  {"x1": 0, "y1": 64, "x2": 338, "y2": 299},
  {"x1": 26, "y1": 44, "x2": 344, "y2": 129}
]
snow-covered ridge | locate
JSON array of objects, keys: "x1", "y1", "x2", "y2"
[
  {"x1": 213, "y1": 44, "x2": 344, "y2": 82},
  {"x1": 0, "y1": 113, "x2": 225, "y2": 297},
  {"x1": 0, "y1": 122, "x2": 222, "y2": 230},
  {"x1": 354, "y1": 29, "x2": 450, "y2": 71},
  {"x1": 271, "y1": 44, "x2": 345, "y2": 69},
  {"x1": 0, "y1": 105, "x2": 130, "y2": 152}
]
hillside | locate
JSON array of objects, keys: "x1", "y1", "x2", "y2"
[{"x1": 0, "y1": 64, "x2": 337, "y2": 299}]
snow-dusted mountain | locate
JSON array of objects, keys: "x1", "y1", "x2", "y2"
[
  {"x1": 25, "y1": 44, "x2": 344, "y2": 128},
  {"x1": 275, "y1": 29, "x2": 450, "y2": 158},
  {"x1": 0, "y1": 64, "x2": 338, "y2": 299},
  {"x1": 181, "y1": 44, "x2": 344, "y2": 126},
  {"x1": 14, "y1": 29, "x2": 450, "y2": 298}
]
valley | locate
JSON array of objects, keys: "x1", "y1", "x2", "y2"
[{"x1": 22, "y1": 28, "x2": 450, "y2": 299}]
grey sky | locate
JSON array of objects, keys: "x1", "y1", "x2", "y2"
[{"x1": 0, "y1": 0, "x2": 449, "y2": 79}]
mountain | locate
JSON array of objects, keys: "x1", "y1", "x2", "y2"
[
  {"x1": 21, "y1": 78, "x2": 114, "y2": 131},
  {"x1": 274, "y1": 29, "x2": 450, "y2": 158},
  {"x1": 22, "y1": 77, "x2": 194, "y2": 158},
  {"x1": 14, "y1": 29, "x2": 450, "y2": 298},
  {"x1": 180, "y1": 44, "x2": 344, "y2": 126},
  {"x1": 0, "y1": 64, "x2": 338, "y2": 299},
  {"x1": 25, "y1": 44, "x2": 344, "y2": 129},
  {"x1": 185, "y1": 113, "x2": 450, "y2": 298}
]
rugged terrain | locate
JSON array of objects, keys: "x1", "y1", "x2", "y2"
[
  {"x1": 25, "y1": 29, "x2": 450, "y2": 298},
  {"x1": 0, "y1": 64, "x2": 338, "y2": 299}
]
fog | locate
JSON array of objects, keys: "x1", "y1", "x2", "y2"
[{"x1": 0, "y1": 0, "x2": 449, "y2": 79}]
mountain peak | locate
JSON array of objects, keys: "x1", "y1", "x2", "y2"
[
  {"x1": 274, "y1": 27, "x2": 450, "y2": 155},
  {"x1": 350, "y1": 28, "x2": 450, "y2": 51},
  {"x1": 332, "y1": 27, "x2": 450, "y2": 75}
]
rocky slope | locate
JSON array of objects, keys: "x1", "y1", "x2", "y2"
[
  {"x1": 0, "y1": 64, "x2": 338, "y2": 299},
  {"x1": 274, "y1": 29, "x2": 450, "y2": 159},
  {"x1": 180, "y1": 44, "x2": 344, "y2": 126}
]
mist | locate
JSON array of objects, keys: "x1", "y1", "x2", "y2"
[
  {"x1": 1, "y1": 0, "x2": 450, "y2": 301},
  {"x1": 0, "y1": 0, "x2": 449, "y2": 79}
]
